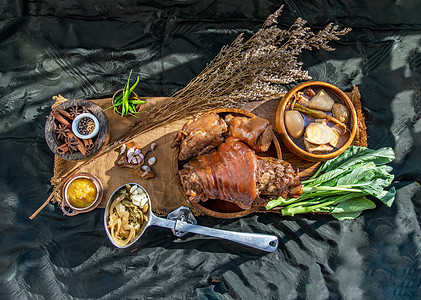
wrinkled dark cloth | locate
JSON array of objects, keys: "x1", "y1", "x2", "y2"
[{"x1": 1, "y1": 1, "x2": 420, "y2": 299}]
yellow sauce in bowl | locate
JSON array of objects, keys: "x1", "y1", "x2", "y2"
[{"x1": 67, "y1": 178, "x2": 97, "y2": 208}]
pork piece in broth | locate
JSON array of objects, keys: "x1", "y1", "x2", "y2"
[{"x1": 179, "y1": 137, "x2": 302, "y2": 209}]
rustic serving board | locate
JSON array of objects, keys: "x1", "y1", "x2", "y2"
[{"x1": 50, "y1": 86, "x2": 366, "y2": 217}]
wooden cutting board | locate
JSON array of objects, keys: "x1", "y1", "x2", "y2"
[{"x1": 50, "y1": 86, "x2": 366, "y2": 217}]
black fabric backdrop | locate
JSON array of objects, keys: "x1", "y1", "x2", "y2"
[{"x1": 1, "y1": 1, "x2": 420, "y2": 299}]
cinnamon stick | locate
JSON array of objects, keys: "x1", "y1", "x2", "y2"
[
  {"x1": 52, "y1": 110, "x2": 87, "y2": 156},
  {"x1": 56, "y1": 108, "x2": 74, "y2": 120},
  {"x1": 51, "y1": 110, "x2": 70, "y2": 126},
  {"x1": 83, "y1": 139, "x2": 94, "y2": 155},
  {"x1": 66, "y1": 131, "x2": 87, "y2": 156},
  {"x1": 83, "y1": 138, "x2": 94, "y2": 150}
]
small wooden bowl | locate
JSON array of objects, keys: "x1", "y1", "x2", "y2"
[
  {"x1": 173, "y1": 108, "x2": 282, "y2": 219},
  {"x1": 275, "y1": 81, "x2": 357, "y2": 162},
  {"x1": 61, "y1": 172, "x2": 103, "y2": 216},
  {"x1": 45, "y1": 99, "x2": 109, "y2": 161}
]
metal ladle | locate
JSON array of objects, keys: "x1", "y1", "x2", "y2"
[{"x1": 104, "y1": 184, "x2": 278, "y2": 252}]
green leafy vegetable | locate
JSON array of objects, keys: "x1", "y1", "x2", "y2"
[
  {"x1": 331, "y1": 197, "x2": 376, "y2": 220},
  {"x1": 266, "y1": 146, "x2": 396, "y2": 220}
]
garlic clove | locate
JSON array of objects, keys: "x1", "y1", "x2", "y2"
[
  {"x1": 127, "y1": 147, "x2": 135, "y2": 158},
  {"x1": 148, "y1": 157, "x2": 156, "y2": 166},
  {"x1": 120, "y1": 144, "x2": 127, "y2": 155},
  {"x1": 129, "y1": 185, "x2": 137, "y2": 194},
  {"x1": 141, "y1": 165, "x2": 151, "y2": 172}
]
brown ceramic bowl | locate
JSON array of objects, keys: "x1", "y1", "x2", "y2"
[
  {"x1": 173, "y1": 108, "x2": 282, "y2": 219},
  {"x1": 61, "y1": 172, "x2": 103, "y2": 216},
  {"x1": 275, "y1": 81, "x2": 357, "y2": 162}
]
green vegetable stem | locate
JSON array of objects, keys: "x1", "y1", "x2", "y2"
[
  {"x1": 104, "y1": 70, "x2": 146, "y2": 117},
  {"x1": 266, "y1": 146, "x2": 396, "y2": 220}
]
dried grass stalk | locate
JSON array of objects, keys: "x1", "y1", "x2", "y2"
[
  {"x1": 117, "y1": 6, "x2": 350, "y2": 147},
  {"x1": 30, "y1": 5, "x2": 351, "y2": 219}
]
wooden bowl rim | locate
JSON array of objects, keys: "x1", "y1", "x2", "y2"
[
  {"x1": 173, "y1": 107, "x2": 281, "y2": 219},
  {"x1": 275, "y1": 81, "x2": 357, "y2": 162}
]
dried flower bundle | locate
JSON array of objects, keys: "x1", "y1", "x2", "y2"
[
  {"x1": 122, "y1": 5, "x2": 351, "y2": 145},
  {"x1": 30, "y1": 5, "x2": 351, "y2": 219}
]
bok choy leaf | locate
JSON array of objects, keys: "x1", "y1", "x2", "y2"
[{"x1": 266, "y1": 146, "x2": 396, "y2": 220}]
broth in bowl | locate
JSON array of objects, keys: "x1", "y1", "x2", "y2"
[{"x1": 276, "y1": 81, "x2": 357, "y2": 162}]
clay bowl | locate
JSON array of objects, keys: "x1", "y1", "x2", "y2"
[
  {"x1": 173, "y1": 108, "x2": 282, "y2": 219},
  {"x1": 45, "y1": 99, "x2": 109, "y2": 161},
  {"x1": 61, "y1": 172, "x2": 103, "y2": 216},
  {"x1": 275, "y1": 81, "x2": 357, "y2": 162}
]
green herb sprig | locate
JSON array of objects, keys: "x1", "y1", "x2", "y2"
[
  {"x1": 266, "y1": 146, "x2": 396, "y2": 220},
  {"x1": 105, "y1": 70, "x2": 146, "y2": 117}
]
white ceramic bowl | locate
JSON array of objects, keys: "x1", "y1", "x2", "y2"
[{"x1": 72, "y1": 113, "x2": 100, "y2": 139}]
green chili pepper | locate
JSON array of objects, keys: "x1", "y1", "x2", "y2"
[
  {"x1": 130, "y1": 100, "x2": 146, "y2": 104},
  {"x1": 129, "y1": 76, "x2": 140, "y2": 94},
  {"x1": 114, "y1": 93, "x2": 123, "y2": 103},
  {"x1": 128, "y1": 104, "x2": 136, "y2": 113},
  {"x1": 104, "y1": 102, "x2": 123, "y2": 111},
  {"x1": 105, "y1": 70, "x2": 143, "y2": 116}
]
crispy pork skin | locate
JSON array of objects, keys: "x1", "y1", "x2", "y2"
[
  {"x1": 179, "y1": 137, "x2": 302, "y2": 209},
  {"x1": 171, "y1": 112, "x2": 227, "y2": 161}
]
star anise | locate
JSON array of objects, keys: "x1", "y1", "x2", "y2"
[
  {"x1": 66, "y1": 137, "x2": 80, "y2": 153},
  {"x1": 54, "y1": 124, "x2": 70, "y2": 141},
  {"x1": 57, "y1": 136, "x2": 80, "y2": 154},
  {"x1": 68, "y1": 105, "x2": 82, "y2": 118},
  {"x1": 80, "y1": 106, "x2": 90, "y2": 114}
]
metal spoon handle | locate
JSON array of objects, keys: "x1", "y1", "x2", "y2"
[
  {"x1": 149, "y1": 213, "x2": 278, "y2": 252},
  {"x1": 175, "y1": 221, "x2": 278, "y2": 252}
]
